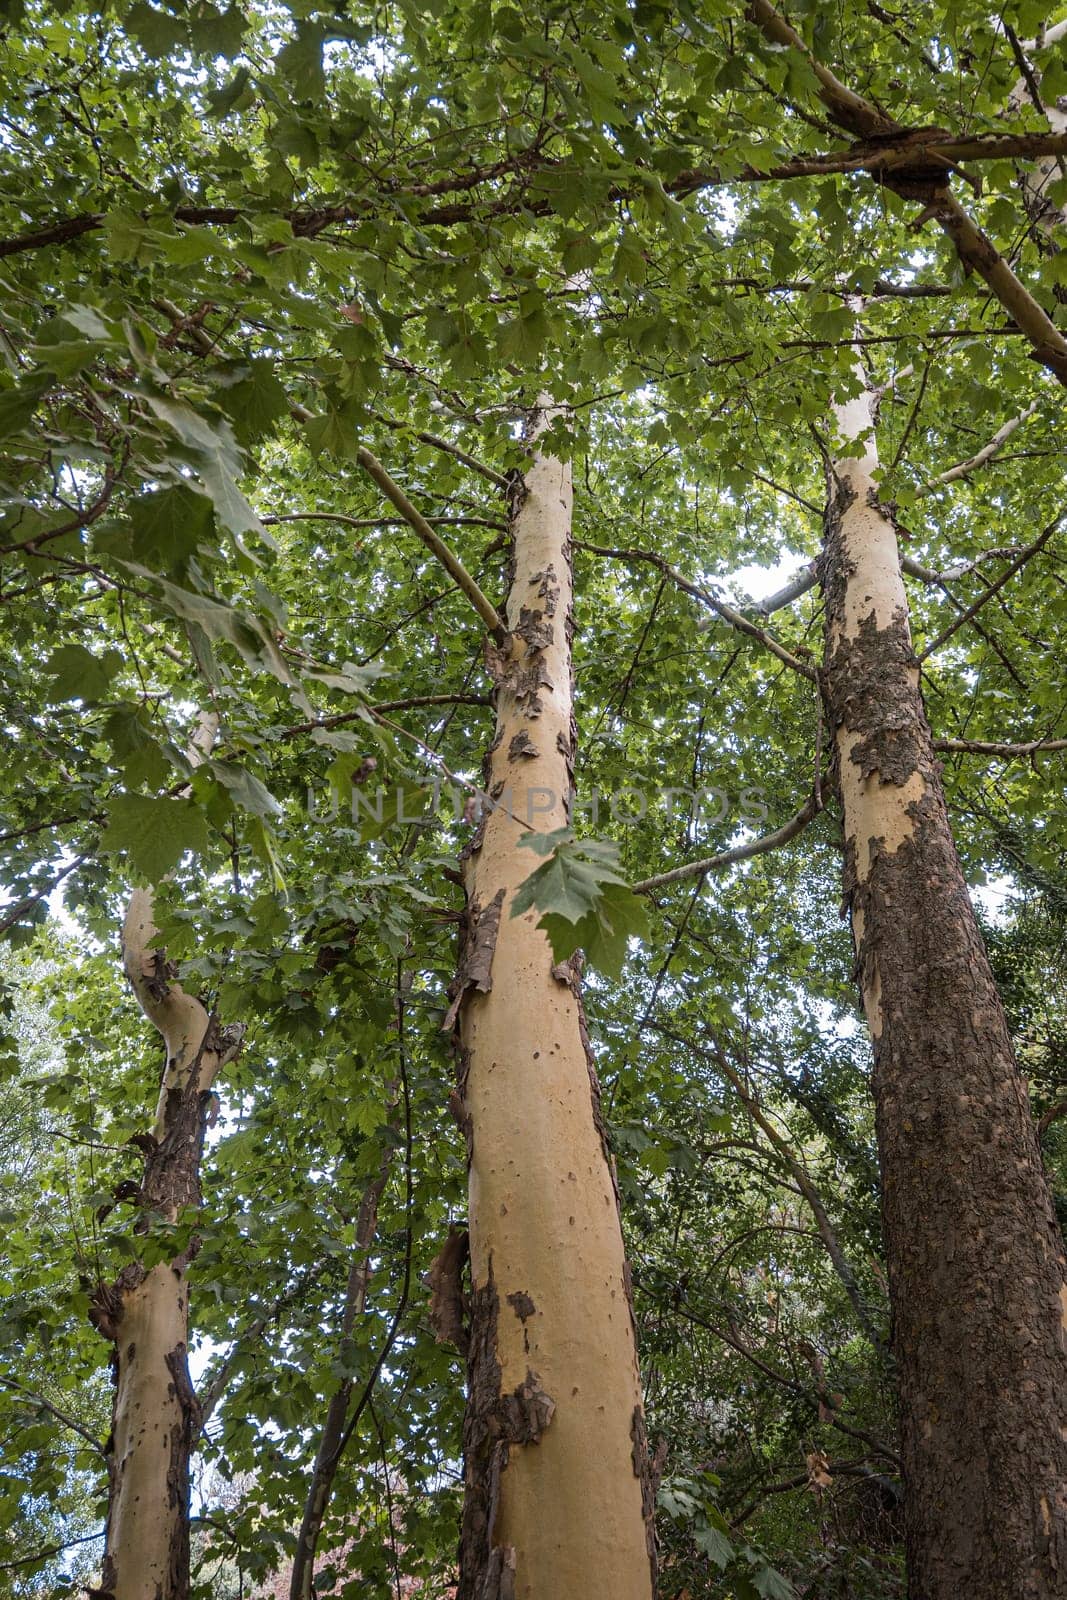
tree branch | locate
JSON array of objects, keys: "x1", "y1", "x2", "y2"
[
  {"x1": 918, "y1": 512, "x2": 1061, "y2": 660},
  {"x1": 200, "y1": 1262, "x2": 334, "y2": 1427},
  {"x1": 356, "y1": 448, "x2": 506, "y2": 641},
  {"x1": 574, "y1": 540, "x2": 818, "y2": 681},
  {"x1": 746, "y1": 0, "x2": 1067, "y2": 386},
  {"x1": 932, "y1": 735, "x2": 1067, "y2": 757},
  {"x1": 0, "y1": 1528, "x2": 103, "y2": 1573},
  {"x1": 650, "y1": 1022, "x2": 883, "y2": 1347},
  {"x1": 926, "y1": 194, "x2": 1067, "y2": 383},
  {"x1": 261, "y1": 512, "x2": 506, "y2": 533},
  {"x1": 279, "y1": 693, "x2": 491, "y2": 742},
  {"x1": 373, "y1": 420, "x2": 509, "y2": 490},
  {"x1": 6, "y1": 136, "x2": 1067, "y2": 259},
  {"x1": 916, "y1": 401, "x2": 1039, "y2": 491},
  {"x1": 0, "y1": 1374, "x2": 104, "y2": 1453},
  {"x1": 632, "y1": 790, "x2": 824, "y2": 894}
]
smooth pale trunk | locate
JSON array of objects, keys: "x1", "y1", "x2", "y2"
[
  {"x1": 454, "y1": 437, "x2": 655, "y2": 1600},
  {"x1": 821, "y1": 367, "x2": 1067, "y2": 1598}
]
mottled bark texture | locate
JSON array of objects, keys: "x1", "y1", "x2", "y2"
[
  {"x1": 90, "y1": 717, "x2": 243, "y2": 1600},
  {"x1": 821, "y1": 368, "x2": 1067, "y2": 1599},
  {"x1": 452, "y1": 420, "x2": 655, "y2": 1600}
]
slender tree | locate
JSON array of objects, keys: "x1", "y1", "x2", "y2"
[
  {"x1": 91, "y1": 713, "x2": 243, "y2": 1600},
  {"x1": 289, "y1": 1141, "x2": 392, "y2": 1598},
  {"x1": 95, "y1": 933, "x2": 235, "y2": 1600}
]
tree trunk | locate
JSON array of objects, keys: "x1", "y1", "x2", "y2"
[
  {"x1": 820, "y1": 359, "x2": 1067, "y2": 1599},
  {"x1": 450, "y1": 418, "x2": 656, "y2": 1600},
  {"x1": 91, "y1": 719, "x2": 242, "y2": 1600}
]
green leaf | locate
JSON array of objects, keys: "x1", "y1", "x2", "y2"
[
  {"x1": 125, "y1": 485, "x2": 214, "y2": 570},
  {"x1": 103, "y1": 707, "x2": 172, "y2": 788},
  {"x1": 270, "y1": 114, "x2": 321, "y2": 168},
  {"x1": 511, "y1": 831, "x2": 649, "y2": 977},
  {"x1": 0, "y1": 375, "x2": 51, "y2": 440},
  {"x1": 139, "y1": 391, "x2": 264, "y2": 543},
  {"x1": 126, "y1": 0, "x2": 188, "y2": 57},
  {"x1": 750, "y1": 1564, "x2": 797, "y2": 1599},
  {"x1": 217, "y1": 360, "x2": 291, "y2": 445},
  {"x1": 208, "y1": 760, "x2": 283, "y2": 818},
  {"x1": 246, "y1": 814, "x2": 286, "y2": 891},
  {"x1": 101, "y1": 795, "x2": 210, "y2": 880},
  {"x1": 115, "y1": 567, "x2": 292, "y2": 684},
  {"x1": 45, "y1": 644, "x2": 122, "y2": 702},
  {"x1": 694, "y1": 1515, "x2": 735, "y2": 1570},
  {"x1": 207, "y1": 64, "x2": 252, "y2": 116},
  {"x1": 276, "y1": 21, "x2": 325, "y2": 97},
  {"x1": 306, "y1": 660, "x2": 382, "y2": 695}
]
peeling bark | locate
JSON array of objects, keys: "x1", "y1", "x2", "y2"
[
  {"x1": 429, "y1": 1226, "x2": 471, "y2": 1357},
  {"x1": 92, "y1": 888, "x2": 242, "y2": 1600},
  {"x1": 454, "y1": 417, "x2": 654, "y2": 1600},
  {"x1": 90, "y1": 715, "x2": 245, "y2": 1600},
  {"x1": 820, "y1": 361, "x2": 1067, "y2": 1600}
]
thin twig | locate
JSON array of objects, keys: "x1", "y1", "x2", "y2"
[
  {"x1": 575, "y1": 540, "x2": 818, "y2": 682},
  {"x1": 919, "y1": 513, "x2": 1061, "y2": 660},
  {"x1": 0, "y1": 1374, "x2": 103, "y2": 1453}
]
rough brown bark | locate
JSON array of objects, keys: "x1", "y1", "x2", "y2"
[
  {"x1": 820, "y1": 364, "x2": 1067, "y2": 1599},
  {"x1": 451, "y1": 418, "x2": 655, "y2": 1600}
]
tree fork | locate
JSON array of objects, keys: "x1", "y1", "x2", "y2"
[
  {"x1": 820, "y1": 358, "x2": 1067, "y2": 1598},
  {"x1": 450, "y1": 416, "x2": 655, "y2": 1599}
]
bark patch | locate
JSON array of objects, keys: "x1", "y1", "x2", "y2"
[
  {"x1": 448, "y1": 1085, "x2": 474, "y2": 1162},
  {"x1": 821, "y1": 467, "x2": 1067, "y2": 1594},
  {"x1": 826, "y1": 608, "x2": 923, "y2": 789},
  {"x1": 427, "y1": 1226, "x2": 470, "y2": 1357},
  {"x1": 458, "y1": 1267, "x2": 555, "y2": 1600},
  {"x1": 445, "y1": 889, "x2": 506, "y2": 1031},
  {"x1": 514, "y1": 606, "x2": 554, "y2": 651},
  {"x1": 631, "y1": 1404, "x2": 659, "y2": 1589},
  {"x1": 535, "y1": 562, "x2": 559, "y2": 617},
  {"x1": 162, "y1": 1343, "x2": 197, "y2": 1594},
  {"x1": 506, "y1": 1290, "x2": 536, "y2": 1322},
  {"x1": 510, "y1": 653, "x2": 553, "y2": 719},
  {"x1": 507, "y1": 730, "x2": 538, "y2": 761}
]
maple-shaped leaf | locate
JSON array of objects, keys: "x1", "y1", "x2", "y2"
[{"x1": 510, "y1": 828, "x2": 649, "y2": 978}]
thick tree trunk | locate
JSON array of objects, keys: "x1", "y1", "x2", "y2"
[
  {"x1": 450, "y1": 420, "x2": 655, "y2": 1600},
  {"x1": 820, "y1": 362, "x2": 1067, "y2": 1599}
]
